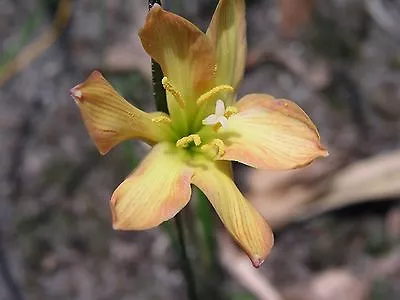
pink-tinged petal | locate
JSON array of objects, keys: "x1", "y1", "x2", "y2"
[
  {"x1": 207, "y1": 0, "x2": 246, "y2": 99},
  {"x1": 139, "y1": 4, "x2": 216, "y2": 108},
  {"x1": 70, "y1": 71, "x2": 172, "y2": 154},
  {"x1": 219, "y1": 94, "x2": 328, "y2": 169},
  {"x1": 111, "y1": 143, "x2": 193, "y2": 230},
  {"x1": 192, "y1": 160, "x2": 273, "y2": 267}
]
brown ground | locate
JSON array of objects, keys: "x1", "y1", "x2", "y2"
[{"x1": 0, "y1": 0, "x2": 399, "y2": 299}]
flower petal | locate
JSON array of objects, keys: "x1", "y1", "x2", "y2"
[
  {"x1": 219, "y1": 94, "x2": 328, "y2": 169},
  {"x1": 192, "y1": 160, "x2": 273, "y2": 267},
  {"x1": 139, "y1": 4, "x2": 216, "y2": 108},
  {"x1": 111, "y1": 143, "x2": 193, "y2": 230},
  {"x1": 207, "y1": 0, "x2": 246, "y2": 99},
  {"x1": 70, "y1": 71, "x2": 171, "y2": 154}
]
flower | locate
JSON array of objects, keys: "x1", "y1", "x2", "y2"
[{"x1": 70, "y1": 0, "x2": 328, "y2": 268}]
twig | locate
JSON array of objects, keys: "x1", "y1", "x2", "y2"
[
  {"x1": 0, "y1": 0, "x2": 71, "y2": 87},
  {"x1": 364, "y1": 0, "x2": 400, "y2": 41},
  {"x1": 0, "y1": 234, "x2": 24, "y2": 300},
  {"x1": 0, "y1": 100, "x2": 42, "y2": 300},
  {"x1": 220, "y1": 234, "x2": 283, "y2": 300}
]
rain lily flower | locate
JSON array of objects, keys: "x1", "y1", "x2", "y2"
[{"x1": 70, "y1": 0, "x2": 328, "y2": 267}]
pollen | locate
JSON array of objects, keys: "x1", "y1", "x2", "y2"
[
  {"x1": 200, "y1": 138, "x2": 225, "y2": 159},
  {"x1": 224, "y1": 106, "x2": 238, "y2": 118},
  {"x1": 162, "y1": 77, "x2": 185, "y2": 108},
  {"x1": 196, "y1": 85, "x2": 234, "y2": 106},
  {"x1": 151, "y1": 115, "x2": 172, "y2": 124},
  {"x1": 176, "y1": 134, "x2": 202, "y2": 148}
]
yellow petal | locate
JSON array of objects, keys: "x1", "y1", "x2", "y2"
[
  {"x1": 192, "y1": 160, "x2": 273, "y2": 267},
  {"x1": 207, "y1": 0, "x2": 246, "y2": 102},
  {"x1": 111, "y1": 143, "x2": 193, "y2": 230},
  {"x1": 139, "y1": 4, "x2": 216, "y2": 112},
  {"x1": 219, "y1": 94, "x2": 328, "y2": 169},
  {"x1": 70, "y1": 71, "x2": 171, "y2": 154}
]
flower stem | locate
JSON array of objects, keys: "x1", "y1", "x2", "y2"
[
  {"x1": 174, "y1": 212, "x2": 198, "y2": 300},
  {"x1": 148, "y1": 1, "x2": 198, "y2": 299},
  {"x1": 148, "y1": 0, "x2": 168, "y2": 114}
]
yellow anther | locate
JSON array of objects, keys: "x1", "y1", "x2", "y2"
[
  {"x1": 151, "y1": 115, "x2": 172, "y2": 124},
  {"x1": 192, "y1": 135, "x2": 202, "y2": 146},
  {"x1": 213, "y1": 139, "x2": 225, "y2": 157},
  {"x1": 162, "y1": 77, "x2": 185, "y2": 108},
  {"x1": 224, "y1": 106, "x2": 238, "y2": 118},
  {"x1": 176, "y1": 134, "x2": 202, "y2": 148},
  {"x1": 200, "y1": 139, "x2": 225, "y2": 159},
  {"x1": 196, "y1": 85, "x2": 234, "y2": 106}
]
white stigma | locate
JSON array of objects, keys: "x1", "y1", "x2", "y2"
[{"x1": 202, "y1": 99, "x2": 228, "y2": 128}]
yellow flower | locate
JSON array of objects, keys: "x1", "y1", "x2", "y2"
[{"x1": 70, "y1": 1, "x2": 328, "y2": 267}]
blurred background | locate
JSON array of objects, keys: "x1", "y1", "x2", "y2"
[{"x1": 0, "y1": 0, "x2": 399, "y2": 299}]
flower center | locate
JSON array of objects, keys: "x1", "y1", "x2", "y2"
[
  {"x1": 200, "y1": 138, "x2": 225, "y2": 158},
  {"x1": 175, "y1": 134, "x2": 226, "y2": 159},
  {"x1": 156, "y1": 77, "x2": 238, "y2": 159},
  {"x1": 161, "y1": 76, "x2": 234, "y2": 108},
  {"x1": 202, "y1": 99, "x2": 238, "y2": 129},
  {"x1": 176, "y1": 134, "x2": 202, "y2": 148}
]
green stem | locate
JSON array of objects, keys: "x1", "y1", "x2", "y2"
[
  {"x1": 151, "y1": 59, "x2": 168, "y2": 113},
  {"x1": 148, "y1": 1, "x2": 197, "y2": 299},
  {"x1": 149, "y1": 0, "x2": 168, "y2": 114},
  {"x1": 175, "y1": 212, "x2": 198, "y2": 300}
]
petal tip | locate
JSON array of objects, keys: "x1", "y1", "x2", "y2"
[
  {"x1": 150, "y1": 3, "x2": 161, "y2": 11},
  {"x1": 69, "y1": 86, "x2": 82, "y2": 102},
  {"x1": 318, "y1": 144, "x2": 329, "y2": 158},
  {"x1": 70, "y1": 70, "x2": 104, "y2": 103},
  {"x1": 251, "y1": 257, "x2": 265, "y2": 268},
  {"x1": 89, "y1": 70, "x2": 104, "y2": 80},
  {"x1": 146, "y1": 2, "x2": 162, "y2": 21}
]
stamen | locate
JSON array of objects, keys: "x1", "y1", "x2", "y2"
[
  {"x1": 196, "y1": 85, "x2": 234, "y2": 106},
  {"x1": 162, "y1": 77, "x2": 185, "y2": 108},
  {"x1": 224, "y1": 106, "x2": 238, "y2": 118},
  {"x1": 200, "y1": 138, "x2": 225, "y2": 159},
  {"x1": 151, "y1": 115, "x2": 172, "y2": 124},
  {"x1": 213, "y1": 139, "x2": 225, "y2": 157},
  {"x1": 176, "y1": 134, "x2": 202, "y2": 148}
]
